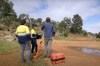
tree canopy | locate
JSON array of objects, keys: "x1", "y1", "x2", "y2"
[{"x1": 71, "y1": 14, "x2": 83, "y2": 34}]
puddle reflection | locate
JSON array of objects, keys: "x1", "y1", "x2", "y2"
[
  {"x1": 68, "y1": 47, "x2": 100, "y2": 55},
  {"x1": 82, "y1": 48, "x2": 100, "y2": 55}
]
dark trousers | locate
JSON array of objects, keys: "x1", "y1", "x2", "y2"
[{"x1": 31, "y1": 38, "x2": 38, "y2": 53}]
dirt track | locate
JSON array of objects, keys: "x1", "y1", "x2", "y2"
[
  {"x1": 50, "y1": 40, "x2": 100, "y2": 66},
  {"x1": 0, "y1": 40, "x2": 100, "y2": 66}
]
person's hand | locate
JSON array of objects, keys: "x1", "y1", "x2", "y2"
[
  {"x1": 15, "y1": 35, "x2": 18, "y2": 37},
  {"x1": 52, "y1": 32, "x2": 55, "y2": 36},
  {"x1": 39, "y1": 32, "x2": 43, "y2": 36},
  {"x1": 36, "y1": 34, "x2": 42, "y2": 39}
]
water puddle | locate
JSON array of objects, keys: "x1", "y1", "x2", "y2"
[
  {"x1": 68, "y1": 47, "x2": 100, "y2": 55},
  {"x1": 82, "y1": 48, "x2": 100, "y2": 55}
]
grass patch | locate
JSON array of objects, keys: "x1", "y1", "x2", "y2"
[
  {"x1": 0, "y1": 40, "x2": 19, "y2": 54},
  {"x1": 96, "y1": 38, "x2": 100, "y2": 41},
  {"x1": 0, "y1": 40, "x2": 49, "y2": 66}
]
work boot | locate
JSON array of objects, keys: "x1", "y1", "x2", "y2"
[
  {"x1": 26, "y1": 60, "x2": 33, "y2": 64},
  {"x1": 19, "y1": 59, "x2": 26, "y2": 63}
]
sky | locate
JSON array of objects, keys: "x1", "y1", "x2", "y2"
[{"x1": 10, "y1": 0, "x2": 100, "y2": 33}]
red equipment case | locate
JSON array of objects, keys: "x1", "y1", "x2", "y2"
[{"x1": 50, "y1": 53, "x2": 65, "y2": 64}]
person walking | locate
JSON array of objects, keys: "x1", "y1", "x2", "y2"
[
  {"x1": 15, "y1": 20, "x2": 31, "y2": 63},
  {"x1": 30, "y1": 24, "x2": 38, "y2": 54},
  {"x1": 41, "y1": 17, "x2": 55, "y2": 58}
]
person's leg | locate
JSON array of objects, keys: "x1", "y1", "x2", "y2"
[
  {"x1": 31, "y1": 39, "x2": 34, "y2": 53},
  {"x1": 34, "y1": 39, "x2": 38, "y2": 53},
  {"x1": 31, "y1": 43, "x2": 34, "y2": 53},
  {"x1": 44, "y1": 39, "x2": 48, "y2": 57},
  {"x1": 20, "y1": 44, "x2": 25, "y2": 61},
  {"x1": 47, "y1": 39, "x2": 52, "y2": 57},
  {"x1": 25, "y1": 41, "x2": 31, "y2": 63},
  {"x1": 31, "y1": 39, "x2": 36, "y2": 53}
]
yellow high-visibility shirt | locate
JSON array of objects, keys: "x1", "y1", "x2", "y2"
[
  {"x1": 31, "y1": 29, "x2": 36, "y2": 38},
  {"x1": 16, "y1": 25, "x2": 30, "y2": 36}
]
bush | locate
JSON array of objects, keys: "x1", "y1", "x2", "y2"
[
  {"x1": 63, "y1": 32, "x2": 68, "y2": 37},
  {"x1": 82, "y1": 30, "x2": 88, "y2": 36},
  {"x1": 96, "y1": 32, "x2": 100, "y2": 38}
]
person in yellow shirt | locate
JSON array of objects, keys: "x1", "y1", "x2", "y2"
[
  {"x1": 15, "y1": 20, "x2": 31, "y2": 63},
  {"x1": 31, "y1": 24, "x2": 38, "y2": 53}
]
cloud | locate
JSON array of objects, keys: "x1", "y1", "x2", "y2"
[
  {"x1": 30, "y1": 0, "x2": 100, "y2": 21},
  {"x1": 84, "y1": 22, "x2": 100, "y2": 33},
  {"x1": 10, "y1": 0, "x2": 100, "y2": 33},
  {"x1": 10, "y1": 0, "x2": 42, "y2": 16},
  {"x1": 10, "y1": 0, "x2": 100, "y2": 21}
]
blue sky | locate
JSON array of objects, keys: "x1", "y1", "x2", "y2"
[{"x1": 10, "y1": 0, "x2": 100, "y2": 33}]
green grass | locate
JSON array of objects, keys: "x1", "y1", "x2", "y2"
[
  {"x1": 96, "y1": 38, "x2": 100, "y2": 41},
  {"x1": 0, "y1": 40, "x2": 49, "y2": 66},
  {"x1": 0, "y1": 40, "x2": 19, "y2": 54}
]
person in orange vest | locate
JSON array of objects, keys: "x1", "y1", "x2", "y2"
[{"x1": 15, "y1": 20, "x2": 31, "y2": 63}]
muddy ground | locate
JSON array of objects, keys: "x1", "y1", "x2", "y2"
[{"x1": 0, "y1": 40, "x2": 100, "y2": 66}]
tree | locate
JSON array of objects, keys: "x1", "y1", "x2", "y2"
[
  {"x1": 37, "y1": 18, "x2": 42, "y2": 24},
  {"x1": 63, "y1": 17, "x2": 72, "y2": 34},
  {"x1": 71, "y1": 14, "x2": 83, "y2": 34},
  {"x1": 0, "y1": 0, "x2": 17, "y2": 28},
  {"x1": 96, "y1": 32, "x2": 100, "y2": 38},
  {"x1": 58, "y1": 21, "x2": 68, "y2": 37},
  {"x1": 58, "y1": 21, "x2": 66, "y2": 33},
  {"x1": 57, "y1": 17, "x2": 72, "y2": 37},
  {"x1": 51, "y1": 20, "x2": 57, "y2": 30},
  {"x1": 82, "y1": 30, "x2": 88, "y2": 36},
  {"x1": 0, "y1": 0, "x2": 16, "y2": 18}
]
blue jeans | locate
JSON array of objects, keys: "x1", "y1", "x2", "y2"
[
  {"x1": 20, "y1": 41, "x2": 31, "y2": 63},
  {"x1": 31, "y1": 38, "x2": 38, "y2": 53}
]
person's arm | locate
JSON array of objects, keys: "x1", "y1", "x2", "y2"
[
  {"x1": 32, "y1": 34, "x2": 37, "y2": 37},
  {"x1": 52, "y1": 26, "x2": 56, "y2": 36}
]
